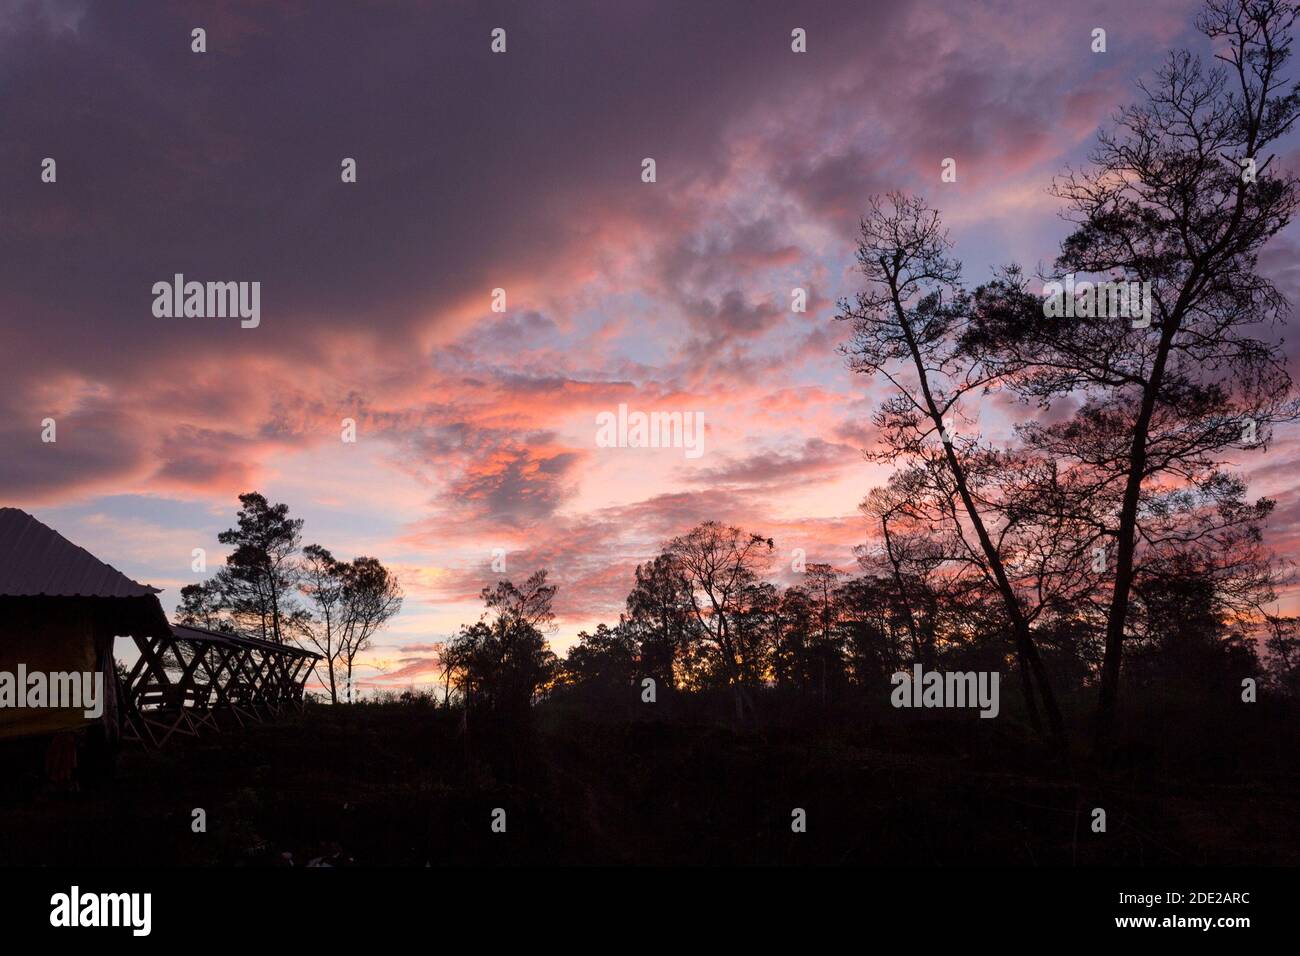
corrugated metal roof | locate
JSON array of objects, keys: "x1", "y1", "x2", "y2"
[{"x1": 0, "y1": 507, "x2": 161, "y2": 598}]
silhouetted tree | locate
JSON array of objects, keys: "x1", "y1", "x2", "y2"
[
  {"x1": 334, "y1": 555, "x2": 403, "y2": 703},
  {"x1": 836, "y1": 195, "x2": 1067, "y2": 747},
  {"x1": 1128, "y1": 560, "x2": 1259, "y2": 694},
  {"x1": 443, "y1": 571, "x2": 558, "y2": 720},
  {"x1": 782, "y1": 565, "x2": 846, "y2": 703},
  {"x1": 296, "y1": 544, "x2": 347, "y2": 703},
  {"x1": 561, "y1": 623, "x2": 638, "y2": 693},
  {"x1": 621, "y1": 553, "x2": 696, "y2": 692},
  {"x1": 964, "y1": 0, "x2": 1300, "y2": 755},
  {"x1": 772, "y1": 584, "x2": 812, "y2": 690},
  {"x1": 181, "y1": 495, "x2": 401, "y2": 702},
  {"x1": 215, "y1": 492, "x2": 305, "y2": 644},
  {"x1": 1263, "y1": 613, "x2": 1300, "y2": 696},
  {"x1": 665, "y1": 521, "x2": 774, "y2": 720},
  {"x1": 836, "y1": 575, "x2": 908, "y2": 684},
  {"x1": 176, "y1": 580, "x2": 234, "y2": 633}
]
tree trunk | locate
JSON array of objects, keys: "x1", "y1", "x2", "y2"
[
  {"x1": 1093, "y1": 313, "x2": 1179, "y2": 758},
  {"x1": 893, "y1": 281, "x2": 1067, "y2": 750}
]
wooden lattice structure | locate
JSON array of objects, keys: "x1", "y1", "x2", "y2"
[{"x1": 120, "y1": 622, "x2": 322, "y2": 748}]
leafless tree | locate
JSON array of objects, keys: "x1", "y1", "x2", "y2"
[
  {"x1": 837, "y1": 193, "x2": 1068, "y2": 749},
  {"x1": 966, "y1": 0, "x2": 1300, "y2": 756},
  {"x1": 335, "y1": 556, "x2": 403, "y2": 703}
]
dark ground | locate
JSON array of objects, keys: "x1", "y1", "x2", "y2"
[{"x1": 1, "y1": 690, "x2": 1296, "y2": 866}]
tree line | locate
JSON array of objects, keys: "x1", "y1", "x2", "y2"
[
  {"x1": 440, "y1": 0, "x2": 1300, "y2": 762},
  {"x1": 434, "y1": 519, "x2": 1300, "y2": 736}
]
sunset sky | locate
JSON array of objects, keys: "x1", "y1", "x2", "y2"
[{"x1": 3, "y1": 0, "x2": 1299, "y2": 691}]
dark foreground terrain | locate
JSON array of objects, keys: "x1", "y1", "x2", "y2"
[{"x1": 1, "y1": 691, "x2": 1297, "y2": 866}]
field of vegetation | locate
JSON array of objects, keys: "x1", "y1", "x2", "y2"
[{"x1": 1, "y1": 688, "x2": 1296, "y2": 867}]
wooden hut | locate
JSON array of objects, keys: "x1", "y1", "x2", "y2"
[
  {"x1": 0, "y1": 508, "x2": 171, "y2": 737},
  {"x1": 1, "y1": 508, "x2": 322, "y2": 774},
  {"x1": 0, "y1": 507, "x2": 171, "y2": 779}
]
